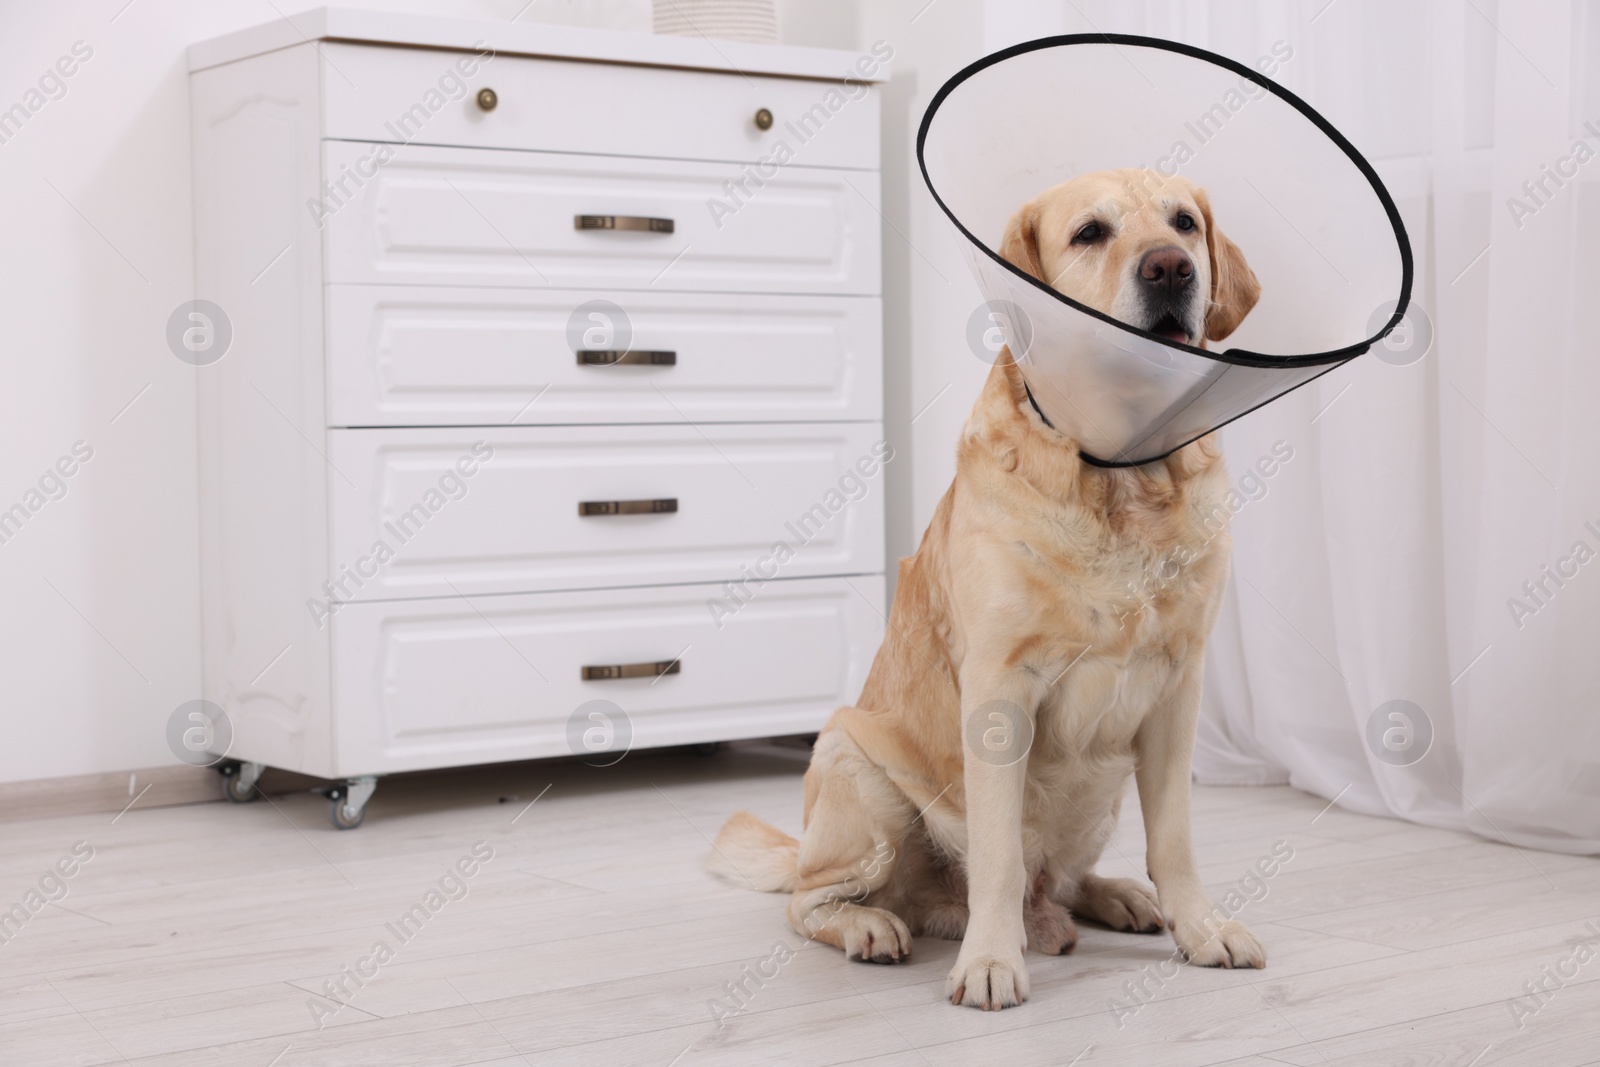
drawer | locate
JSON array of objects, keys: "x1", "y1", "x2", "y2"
[
  {"x1": 321, "y1": 43, "x2": 881, "y2": 170},
  {"x1": 330, "y1": 574, "x2": 885, "y2": 774},
  {"x1": 320, "y1": 142, "x2": 881, "y2": 295},
  {"x1": 325, "y1": 423, "x2": 889, "y2": 600},
  {"x1": 325, "y1": 285, "x2": 882, "y2": 426}
]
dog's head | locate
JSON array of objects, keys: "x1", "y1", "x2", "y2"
[{"x1": 999, "y1": 168, "x2": 1260, "y2": 345}]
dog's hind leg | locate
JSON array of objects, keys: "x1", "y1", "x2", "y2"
[
  {"x1": 1071, "y1": 873, "x2": 1164, "y2": 933},
  {"x1": 786, "y1": 721, "x2": 915, "y2": 963}
]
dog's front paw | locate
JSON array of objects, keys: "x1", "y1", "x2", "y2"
[
  {"x1": 1172, "y1": 915, "x2": 1265, "y2": 969},
  {"x1": 946, "y1": 951, "x2": 1030, "y2": 1010}
]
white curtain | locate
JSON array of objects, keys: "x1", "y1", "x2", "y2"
[
  {"x1": 966, "y1": 0, "x2": 1599, "y2": 852},
  {"x1": 1128, "y1": 0, "x2": 1600, "y2": 854}
]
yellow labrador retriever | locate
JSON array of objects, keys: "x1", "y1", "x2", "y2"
[{"x1": 711, "y1": 168, "x2": 1263, "y2": 1010}]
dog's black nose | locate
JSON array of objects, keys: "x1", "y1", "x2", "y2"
[{"x1": 1138, "y1": 247, "x2": 1194, "y2": 293}]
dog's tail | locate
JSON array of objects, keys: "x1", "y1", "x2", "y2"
[{"x1": 707, "y1": 811, "x2": 799, "y2": 893}]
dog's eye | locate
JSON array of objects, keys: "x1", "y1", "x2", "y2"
[
  {"x1": 1173, "y1": 212, "x2": 1197, "y2": 233},
  {"x1": 1071, "y1": 221, "x2": 1104, "y2": 245}
]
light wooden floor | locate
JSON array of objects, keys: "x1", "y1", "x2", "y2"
[{"x1": 3, "y1": 743, "x2": 1598, "y2": 1067}]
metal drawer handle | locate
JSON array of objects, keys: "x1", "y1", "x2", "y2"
[
  {"x1": 577, "y1": 350, "x2": 677, "y2": 367},
  {"x1": 582, "y1": 659, "x2": 682, "y2": 681},
  {"x1": 578, "y1": 498, "x2": 678, "y2": 517},
  {"x1": 476, "y1": 87, "x2": 498, "y2": 111},
  {"x1": 575, "y1": 215, "x2": 675, "y2": 234}
]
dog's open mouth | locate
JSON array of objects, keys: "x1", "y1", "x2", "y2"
[{"x1": 1148, "y1": 313, "x2": 1191, "y2": 345}]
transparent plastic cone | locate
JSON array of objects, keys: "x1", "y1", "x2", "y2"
[{"x1": 918, "y1": 35, "x2": 1413, "y2": 465}]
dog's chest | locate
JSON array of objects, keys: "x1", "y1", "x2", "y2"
[
  {"x1": 1010, "y1": 502, "x2": 1223, "y2": 756},
  {"x1": 1038, "y1": 640, "x2": 1178, "y2": 755}
]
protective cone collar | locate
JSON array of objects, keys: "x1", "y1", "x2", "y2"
[{"x1": 918, "y1": 34, "x2": 1413, "y2": 466}]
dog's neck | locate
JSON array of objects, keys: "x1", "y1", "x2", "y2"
[{"x1": 963, "y1": 357, "x2": 1225, "y2": 514}]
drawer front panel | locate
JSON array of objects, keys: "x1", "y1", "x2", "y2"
[
  {"x1": 331, "y1": 575, "x2": 883, "y2": 774},
  {"x1": 320, "y1": 143, "x2": 881, "y2": 294},
  {"x1": 321, "y1": 43, "x2": 881, "y2": 170},
  {"x1": 326, "y1": 286, "x2": 882, "y2": 426},
  {"x1": 326, "y1": 423, "x2": 889, "y2": 600}
]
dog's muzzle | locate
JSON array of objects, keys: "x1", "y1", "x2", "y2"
[{"x1": 1136, "y1": 247, "x2": 1199, "y2": 346}]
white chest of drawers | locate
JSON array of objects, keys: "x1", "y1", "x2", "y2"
[{"x1": 189, "y1": 9, "x2": 887, "y2": 823}]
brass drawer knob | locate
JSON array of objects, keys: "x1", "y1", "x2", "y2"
[
  {"x1": 754, "y1": 107, "x2": 773, "y2": 130},
  {"x1": 476, "y1": 87, "x2": 498, "y2": 112}
]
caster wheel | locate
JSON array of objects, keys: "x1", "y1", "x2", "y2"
[
  {"x1": 217, "y1": 760, "x2": 264, "y2": 803},
  {"x1": 692, "y1": 742, "x2": 724, "y2": 757},
  {"x1": 222, "y1": 773, "x2": 257, "y2": 803},
  {"x1": 327, "y1": 789, "x2": 366, "y2": 830},
  {"x1": 324, "y1": 776, "x2": 377, "y2": 830}
]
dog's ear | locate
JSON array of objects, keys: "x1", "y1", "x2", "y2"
[
  {"x1": 999, "y1": 201, "x2": 1045, "y2": 281},
  {"x1": 1194, "y1": 187, "x2": 1261, "y2": 342}
]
